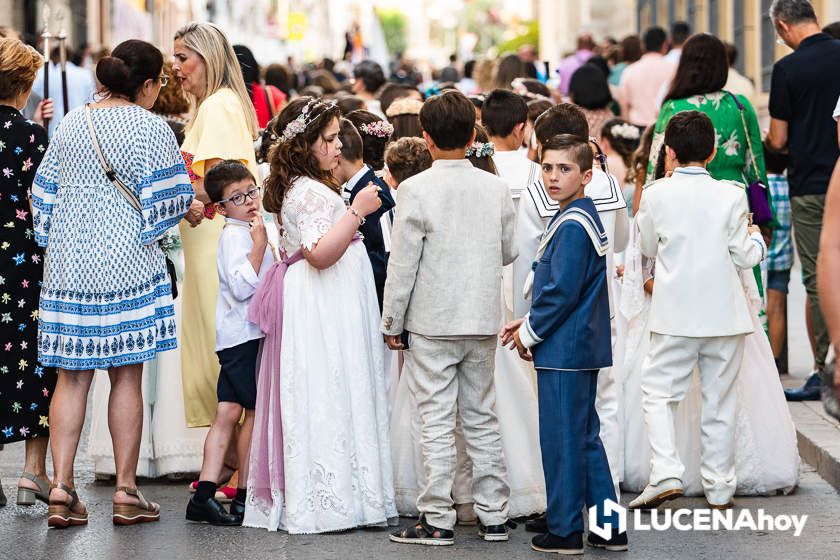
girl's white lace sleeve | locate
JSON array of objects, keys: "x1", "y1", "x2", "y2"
[{"x1": 293, "y1": 186, "x2": 334, "y2": 251}]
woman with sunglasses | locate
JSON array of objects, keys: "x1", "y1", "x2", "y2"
[{"x1": 31, "y1": 39, "x2": 193, "y2": 527}]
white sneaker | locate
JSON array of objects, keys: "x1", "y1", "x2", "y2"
[{"x1": 628, "y1": 478, "x2": 684, "y2": 510}]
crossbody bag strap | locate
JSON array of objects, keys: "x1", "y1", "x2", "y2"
[
  {"x1": 84, "y1": 104, "x2": 143, "y2": 214},
  {"x1": 726, "y1": 91, "x2": 761, "y2": 183}
]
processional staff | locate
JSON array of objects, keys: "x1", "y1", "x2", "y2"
[
  {"x1": 56, "y1": 9, "x2": 69, "y2": 117},
  {"x1": 41, "y1": 4, "x2": 51, "y2": 130}
]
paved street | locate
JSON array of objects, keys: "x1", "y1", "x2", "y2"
[{"x1": 1, "y1": 261, "x2": 838, "y2": 560}]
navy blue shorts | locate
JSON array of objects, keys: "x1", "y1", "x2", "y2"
[
  {"x1": 766, "y1": 268, "x2": 791, "y2": 294},
  {"x1": 216, "y1": 339, "x2": 260, "y2": 409}
]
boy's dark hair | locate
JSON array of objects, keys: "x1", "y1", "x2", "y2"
[
  {"x1": 481, "y1": 89, "x2": 528, "y2": 138},
  {"x1": 346, "y1": 109, "x2": 391, "y2": 170},
  {"x1": 336, "y1": 95, "x2": 365, "y2": 115},
  {"x1": 663, "y1": 110, "x2": 715, "y2": 164},
  {"x1": 339, "y1": 118, "x2": 364, "y2": 162},
  {"x1": 527, "y1": 99, "x2": 553, "y2": 125},
  {"x1": 670, "y1": 21, "x2": 691, "y2": 46},
  {"x1": 463, "y1": 59, "x2": 476, "y2": 79},
  {"x1": 569, "y1": 63, "x2": 612, "y2": 110},
  {"x1": 419, "y1": 90, "x2": 476, "y2": 150},
  {"x1": 379, "y1": 83, "x2": 422, "y2": 116},
  {"x1": 823, "y1": 21, "x2": 840, "y2": 40},
  {"x1": 763, "y1": 140, "x2": 789, "y2": 175},
  {"x1": 205, "y1": 159, "x2": 255, "y2": 203},
  {"x1": 385, "y1": 137, "x2": 433, "y2": 184},
  {"x1": 533, "y1": 103, "x2": 589, "y2": 145},
  {"x1": 352, "y1": 59, "x2": 386, "y2": 93},
  {"x1": 540, "y1": 134, "x2": 594, "y2": 173},
  {"x1": 643, "y1": 26, "x2": 667, "y2": 52}
]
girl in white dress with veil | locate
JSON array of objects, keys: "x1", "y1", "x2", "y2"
[
  {"x1": 619, "y1": 224, "x2": 800, "y2": 496},
  {"x1": 242, "y1": 97, "x2": 396, "y2": 533}
]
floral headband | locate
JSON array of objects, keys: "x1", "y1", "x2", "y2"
[
  {"x1": 358, "y1": 120, "x2": 394, "y2": 138},
  {"x1": 280, "y1": 98, "x2": 337, "y2": 142},
  {"x1": 609, "y1": 122, "x2": 641, "y2": 141},
  {"x1": 386, "y1": 97, "x2": 423, "y2": 118},
  {"x1": 511, "y1": 77, "x2": 550, "y2": 101},
  {"x1": 466, "y1": 141, "x2": 495, "y2": 158}
]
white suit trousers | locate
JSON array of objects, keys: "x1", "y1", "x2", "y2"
[
  {"x1": 641, "y1": 332, "x2": 745, "y2": 505},
  {"x1": 596, "y1": 318, "x2": 622, "y2": 498}
]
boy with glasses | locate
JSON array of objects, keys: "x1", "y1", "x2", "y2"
[{"x1": 186, "y1": 160, "x2": 273, "y2": 525}]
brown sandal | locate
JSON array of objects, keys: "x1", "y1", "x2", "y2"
[
  {"x1": 47, "y1": 483, "x2": 88, "y2": 528},
  {"x1": 112, "y1": 486, "x2": 161, "y2": 526}
]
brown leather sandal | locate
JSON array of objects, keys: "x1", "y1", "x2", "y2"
[
  {"x1": 112, "y1": 486, "x2": 161, "y2": 526},
  {"x1": 47, "y1": 483, "x2": 88, "y2": 528}
]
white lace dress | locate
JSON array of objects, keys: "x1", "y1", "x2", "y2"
[
  {"x1": 618, "y1": 226, "x2": 800, "y2": 496},
  {"x1": 243, "y1": 177, "x2": 397, "y2": 533}
]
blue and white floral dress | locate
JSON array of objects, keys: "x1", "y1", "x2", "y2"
[{"x1": 31, "y1": 105, "x2": 193, "y2": 370}]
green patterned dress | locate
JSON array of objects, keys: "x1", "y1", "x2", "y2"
[{"x1": 647, "y1": 90, "x2": 770, "y2": 297}]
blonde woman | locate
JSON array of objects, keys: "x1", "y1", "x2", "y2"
[{"x1": 172, "y1": 23, "x2": 259, "y2": 449}]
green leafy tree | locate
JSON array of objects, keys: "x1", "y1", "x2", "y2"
[
  {"x1": 496, "y1": 21, "x2": 539, "y2": 55},
  {"x1": 378, "y1": 9, "x2": 408, "y2": 55}
]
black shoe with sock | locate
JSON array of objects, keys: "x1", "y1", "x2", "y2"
[
  {"x1": 186, "y1": 481, "x2": 240, "y2": 526},
  {"x1": 229, "y1": 488, "x2": 247, "y2": 519}
]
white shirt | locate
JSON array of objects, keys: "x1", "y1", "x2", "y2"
[
  {"x1": 491, "y1": 150, "x2": 541, "y2": 199},
  {"x1": 342, "y1": 164, "x2": 370, "y2": 203},
  {"x1": 833, "y1": 94, "x2": 840, "y2": 121},
  {"x1": 215, "y1": 218, "x2": 274, "y2": 351},
  {"x1": 32, "y1": 61, "x2": 96, "y2": 137},
  {"x1": 665, "y1": 48, "x2": 682, "y2": 65}
]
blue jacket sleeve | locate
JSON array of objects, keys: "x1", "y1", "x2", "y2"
[{"x1": 520, "y1": 223, "x2": 590, "y2": 348}]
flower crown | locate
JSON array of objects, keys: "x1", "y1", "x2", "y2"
[
  {"x1": 358, "y1": 120, "x2": 394, "y2": 138},
  {"x1": 386, "y1": 97, "x2": 423, "y2": 118},
  {"x1": 466, "y1": 141, "x2": 495, "y2": 158},
  {"x1": 280, "y1": 98, "x2": 337, "y2": 142},
  {"x1": 609, "y1": 122, "x2": 640, "y2": 141},
  {"x1": 511, "y1": 77, "x2": 550, "y2": 101}
]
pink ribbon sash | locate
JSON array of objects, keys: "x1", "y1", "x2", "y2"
[{"x1": 245, "y1": 249, "x2": 304, "y2": 503}]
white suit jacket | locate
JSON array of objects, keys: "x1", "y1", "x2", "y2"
[
  {"x1": 513, "y1": 168, "x2": 629, "y2": 318},
  {"x1": 635, "y1": 167, "x2": 766, "y2": 337}
]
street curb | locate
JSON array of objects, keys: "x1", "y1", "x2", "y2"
[{"x1": 788, "y1": 401, "x2": 840, "y2": 493}]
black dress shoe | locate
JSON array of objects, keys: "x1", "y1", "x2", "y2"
[
  {"x1": 588, "y1": 529, "x2": 629, "y2": 551},
  {"x1": 229, "y1": 498, "x2": 246, "y2": 519},
  {"x1": 784, "y1": 373, "x2": 821, "y2": 401},
  {"x1": 186, "y1": 496, "x2": 241, "y2": 526},
  {"x1": 525, "y1": 514, "x2": 547, "y2": 533},
  {"x1": 478, "y1": 519, "x2": 516, "y2": 542},
  {"x1": 531, "y1": 531, "x2": 584, "y2": 555}
]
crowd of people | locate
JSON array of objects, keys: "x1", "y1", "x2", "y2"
[{"x1": 0, "y1": 0, "x2": 839, "y2": 554}]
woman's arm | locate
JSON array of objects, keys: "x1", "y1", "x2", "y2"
[{"x1": 817, "y1": 159, "x2": 840, "y2": 402}]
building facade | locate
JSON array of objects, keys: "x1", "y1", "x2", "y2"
[{"x1": 636, "y1": 0, "x2": 840, "y2": 111}]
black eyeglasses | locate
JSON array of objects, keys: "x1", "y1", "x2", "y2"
[
  {"x1": 218, "y1": 185, "x2": 260, "y2": 206},
  {"x1": 158, "y1": 74, "x2": 170, "y2": 87}
]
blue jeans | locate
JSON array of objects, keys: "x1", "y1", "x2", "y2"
[{"x1": 537, "y1": 369, "x2": 618, "y2": 537}]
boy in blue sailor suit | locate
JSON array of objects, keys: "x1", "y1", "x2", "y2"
[{"x1": 502, "y1": 135, "x2": 627, "y2": 555}]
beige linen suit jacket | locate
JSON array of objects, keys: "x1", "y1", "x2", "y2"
[{"x1": 381, "y1": 159, "x2": 517, "y2": 337}]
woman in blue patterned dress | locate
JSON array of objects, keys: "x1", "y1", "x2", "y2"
[{"x1": 31, "y1": 39, "x2": 193, "y2": 528}]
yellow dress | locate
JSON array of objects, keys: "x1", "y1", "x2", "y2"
[{"x1": 179, "y1": 88, "x2": 257, "y2": 427}]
